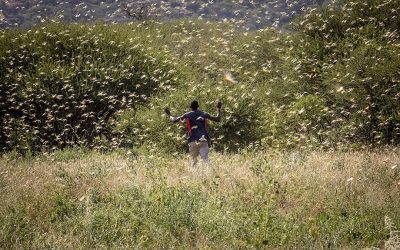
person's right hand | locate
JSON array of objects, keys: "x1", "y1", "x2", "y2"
[
  {"x1": 164, "y1": 107, "x2": 171, "y2": 116},
  {"x1": 216, "y1": 101, "x2": 222, "y2": 109}
]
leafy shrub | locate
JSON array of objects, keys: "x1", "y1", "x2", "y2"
[
  {"x1": 115, "y1": 82, "x2": 265, "y2": 153},
  {"x1": 0, "y1": 23, "x2": 180, "y2": 153},
  {"x1": 291, "y1": 0, "x2": 400, "y2": 147}
]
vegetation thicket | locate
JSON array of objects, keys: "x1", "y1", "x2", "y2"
[
  {"x1": 1, "y1": 0, "x2": 400, "y2": 155},
  {"x1": 0, "y1": 23, "x2": 182, "y2": 153},
  {"x1": 289, "y1": 0, "x2": 400, "y2": 147}
]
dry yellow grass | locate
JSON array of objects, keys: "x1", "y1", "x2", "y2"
[
  {"x1": 1, "y1": 149, "x2": 399, "y2": 215},
  {"x1": 0, "y1": 149, "x2": 399, "y2": 249}
]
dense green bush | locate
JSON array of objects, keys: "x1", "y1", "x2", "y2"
[
  {"x1": 280, "y1": 0, "x2": 400, "y2": 147},
  {"x1": 115, "y1": 82, "x2": 265, "y2": 153},
  {"x1": 2, "y1": 0, "x2": 400, "y2": 154},
  {"x1": 0, "y1": 23, "x2": 180, "y2": 153}
]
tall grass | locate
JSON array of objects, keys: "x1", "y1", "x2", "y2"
[{"x1": 1, "y1": 149, "x2": 399, "y2": 248}]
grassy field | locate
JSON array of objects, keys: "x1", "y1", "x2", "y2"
[
  {"x1": 1, "y1": 149, "x2": 399, "y2": 249},
  {"x1": 1, "y1": 1, "x2": 399, "y2": 248}
]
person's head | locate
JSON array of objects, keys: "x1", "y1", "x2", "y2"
[{"x1": 190, "y1": 100, "x2": 199, "y2": 110}]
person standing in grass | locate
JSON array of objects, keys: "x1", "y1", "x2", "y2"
[{"x1": 164, "y1": 100, "x2": 222, "y2": 168}]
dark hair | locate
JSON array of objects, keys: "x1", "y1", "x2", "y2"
[{"x1": 190, "y1": 100, "x2": 199, "y2": 110}]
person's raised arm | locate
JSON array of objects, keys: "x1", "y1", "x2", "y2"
[
  {"x1": 206, "y1": 101, "x2": 222, "y2": 122},
  {"x1": 164, "y1": 107, "x2": 184, "y2": 123}
]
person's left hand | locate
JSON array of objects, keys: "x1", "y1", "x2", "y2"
[
  {"x1": 164, "y1": 107, "x2": 171, "y2": 116},
  {"x1": 216, "y1": 101, "x2": 222, "y2": 109}
]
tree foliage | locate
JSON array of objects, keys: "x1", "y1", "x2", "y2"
[
  {"x1": 290, "y1": 0, "x2": 400, "y2": 147},
  {"x1": 0, "y1": 23, "x2": 179, "y2": 153},
  {"x1": 1, "y1": 0, "x2": 400, "y2": 154}
]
